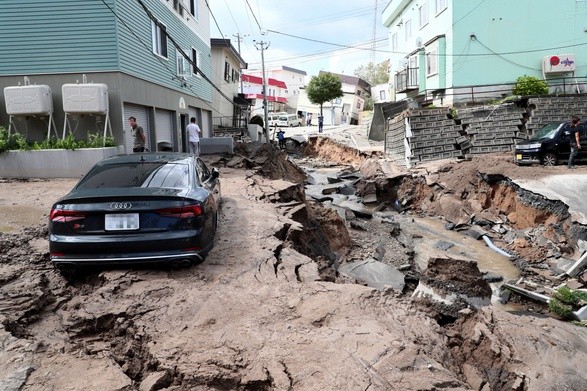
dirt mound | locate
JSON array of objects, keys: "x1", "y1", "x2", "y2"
[
  {"x1": 304, "y1": 136, "x2": 367, "y2": 166},
  {"x1": 231, "y1": 141, "x2": 306, "y2": 183}
]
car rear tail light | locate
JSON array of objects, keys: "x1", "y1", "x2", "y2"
[
  {"x1": 50, "y1": 208, "x2": 87, "y2": 222},
  {"x1": 156, "y1": 204, "x2": 202, "y2": 218}
]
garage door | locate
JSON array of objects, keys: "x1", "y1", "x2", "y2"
[
  {"x1": 123, "y1": 104, "x2": 150, "y2": 153},
  {"x1": 154, "y1": 108, "x2": 174, "y2": 151}
]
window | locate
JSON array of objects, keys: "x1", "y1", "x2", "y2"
[
  {"x1": 173, "y1": 0, "x2": 184, "y2": 17},
  {"x1": 426, "y1": 49, "x2": 438, "y2": 76},
  {"x1": 380, "y1": 90, "x2": 386, "y2": 100},
  {"x1": 391, "y1": 32, "x2": 398, "y2": 51},
  {"x1": 191, "y1": 48, "x2": 200, "y2": 75},
  {"x1": 224, "y1": 61, "x2": 230, "y2": 82},
  {"x1": 436, "y1": 0, "x2": 447, "y2": 14},
  {"x1": 419, "y1": 1, "x2": 429, "y2": 28},
  {"x1": 151, "y1": 19, "x2": 168, "y2": 58},
  {"x1": 404, "y1": 19, "x2": 412, "y2": 42},
  {"x1": 335, "y1": 98, "x2": 342, "y2": 104},
  {"x1": 189, "y1": 0, "x2": 198, "y2": 19},
  {"x1": 177, "y1": 50, "x2": 189, "y2": 78}
]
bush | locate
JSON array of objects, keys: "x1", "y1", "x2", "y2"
[
  {"x1": 512, "y1": 75, "x2": 549, "y2": 96},
  {"x1": 0, "y1": 127, "x2": 115, "y2": 153},
  {"x1": 548, "y1": 285, "x2": 587, "y2": 320}
]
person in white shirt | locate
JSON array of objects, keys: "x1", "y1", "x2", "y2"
[{"x1": 186, "y1": 117, "x2": 202, "y2": 156}]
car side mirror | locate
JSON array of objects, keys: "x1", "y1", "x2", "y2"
[{"x1": 211, "y1": 168, "x2": 220, "y2": 179}]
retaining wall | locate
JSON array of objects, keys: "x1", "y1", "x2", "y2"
[{"x1": 385, "y1": 94, "x2": 587, "y2": 167}]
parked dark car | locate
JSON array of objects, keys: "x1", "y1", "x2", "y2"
[
  {"x1": 514, "y1": 122, "x2": 587, "y2": 166},
  {"x1": 49, "y1": 153, "x2": 220, "y2": 272}
]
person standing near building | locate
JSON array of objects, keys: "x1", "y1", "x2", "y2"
[
  {"x1": 567, "y1": 115, "x2": 581, "y2": 169},
  {"x1": 306, "y1": 112, "x2": 312, "y2": 126},
  {"x1": 129, "y1": 116, "x2": 146, "y2": 153},
  {"x1": 186, "y1": 117, "x2": 202, "y2": 156},
  {"x1": 318, "y1": 114, "x2": 324, "y2": 133}
]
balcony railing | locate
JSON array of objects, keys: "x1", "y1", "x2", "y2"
[{"x1": 395, "y1": 67, "x2": 419, "y2": 93}]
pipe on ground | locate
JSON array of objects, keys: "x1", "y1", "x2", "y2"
[{"x1": 482, "y1": 235, "x2": 512, "y2": 258}]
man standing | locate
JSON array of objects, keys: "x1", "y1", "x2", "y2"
[
  {"x1": 568, "y1": 115, "x2": 581, "y2": 169},
  {"x1": 318, "y1": 114, "x2": 324, "y2": 133},
  {"x1": 186, "y1": 117, "x2": 202, "y2": 156},
  {"x1": 129, "y1": 116, "x2": 146, "y2": 153}
]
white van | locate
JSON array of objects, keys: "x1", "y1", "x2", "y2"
[
  {"x1": 268, "y1": 113, "x2": 281, "y2": 127},
  {"x1": 277, "y1": 114, "x2": 301, "y2": 127}
]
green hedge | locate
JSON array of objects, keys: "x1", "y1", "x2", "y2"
[{"x1": 0, "y1": 127, "x2": 115, "y2": 154}]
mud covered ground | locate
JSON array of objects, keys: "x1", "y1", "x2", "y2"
[{"x1": 1, "y1": 142, "x2": 587, "y2": 391}]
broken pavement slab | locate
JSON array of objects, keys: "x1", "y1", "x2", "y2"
[{"x1": 338, "y1": 258, "x2": 405, "y2": 292}]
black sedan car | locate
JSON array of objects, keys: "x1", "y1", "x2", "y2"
[
  {"x1": 49, "y1": 153, "x2": 220, "y2": 272},
  {"x1": 515, "y1": 122, "x2": 587, "y2": 166}
]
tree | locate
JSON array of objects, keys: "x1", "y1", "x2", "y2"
[
  {"x1": 306, "y1": 72, "x2": 344, "y2": 116},
  {"x1": 354, "y1": 60, "x2": 390, "y2": 86}
]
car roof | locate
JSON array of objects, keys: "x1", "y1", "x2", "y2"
[{"x1": 97, "y1": 152, "x2": 194, "y2": 166}]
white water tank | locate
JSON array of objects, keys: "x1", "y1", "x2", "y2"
[
  {"x1": 62, "y1": 83, "x2": 109, "y2": 114},
  {"x1": 4, "y1": 85, "x2": 53, "y2": 115}
]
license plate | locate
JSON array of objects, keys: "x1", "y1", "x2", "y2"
[
  {"x1": 516, "y1": 154, "x2": 522, "y2": 160},
  {"x1": 105, "y1": 213, "x2": 139, "y2": 231}
]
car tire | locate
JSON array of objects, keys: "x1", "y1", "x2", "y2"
[{"x1": 542, "y1": 153, "x2": 558, "y2": 166}]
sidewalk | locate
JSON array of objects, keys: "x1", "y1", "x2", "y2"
[{"x1": 284, "y1": 124, "x2": 384, "y2": 154}]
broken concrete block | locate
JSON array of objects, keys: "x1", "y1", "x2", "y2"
[
  {"x1": 338, "y1": 258, "x2": 405, "y2": 292},
  {"x1": 566, "y1": 251, "x2": 587, "y2": 277},
  {"x1": 573, "y1": 305, "x2": 587, "y2": 321},
  {"x1": 350, "y1": 221, "x2": 367, "y2": 231}
]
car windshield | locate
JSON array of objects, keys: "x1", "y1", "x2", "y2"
[
  {"x1": 531, "y1": 123, "x2": 563, "y2": 140},
  {"x1": 76, "y1": 162, "x2": 190, "y2": 189}
]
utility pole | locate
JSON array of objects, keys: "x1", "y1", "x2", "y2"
[
  {"x1": 371, "y1": 0, "x2": 377, "y2": 65},
  {"x1": 254, "y1": 40, "x2": 270, "y2": 143},
  {"x1": 233, "y1": 33, "x2": 249, "y2": 94}
]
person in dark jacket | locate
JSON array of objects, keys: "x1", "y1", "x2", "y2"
[{"x1": 567, "y1": 115, "x2": 581, "y2": 169}]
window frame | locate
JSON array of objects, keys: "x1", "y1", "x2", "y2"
[
  {"x1": 151, "y1": 19, "x2": 168, "y2": 59},
  {"x1": 404, "y1": 19, "x2": 412, "y2": 42},
  {"x1": 419, "y1": 1, "x2": 429, "y2": 29},
  {"x1": 189, "y1": 0, "x2": 198, "y2": 19},
  {"x1": 435, "y1": 0, "x2": 447, "y2": 15},
  {"x1": 191, "y1": 47, "x2": 201, "y2": 77},
  {"x1": 426, "y1": 48, "x2": 438, "y2": 77},
  {"x1": 224, "y1": 61, "x2": 230, "y2": 82},
  {"x1": 176, "y1": 49, "x2": 189, "y2": 78}
]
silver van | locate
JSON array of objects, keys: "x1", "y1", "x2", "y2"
[{"x1": 277, "y1": 114, "x2": 301, "y2": 127}]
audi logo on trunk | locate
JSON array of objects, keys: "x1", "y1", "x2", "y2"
[{"x1": 110, "y1": 202, "x2": 132, "y2": 210}]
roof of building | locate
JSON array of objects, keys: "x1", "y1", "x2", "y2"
[
  {"x1": 210, "y1": 38, "x2": 248, "y2": 69},
  {"x1": 319, "y1": 71, "x2": 371, "y2": 91},
  {"x1": 281, "y1": 66, "x2": 307, "y2": 75}
]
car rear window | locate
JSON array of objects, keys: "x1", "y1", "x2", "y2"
[{"x1": 76, "y1": 162, "x2": 190, "y2": 189}]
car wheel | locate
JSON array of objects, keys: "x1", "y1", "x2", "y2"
[{"x1": 542, "y1": 153, "x2": 558, "y2": 166}]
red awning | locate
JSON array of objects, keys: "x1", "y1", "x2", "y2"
[
  {"x1": 276, "y1": 97, "x2": 288, "y2": 103},
  {"x1": 268, "y1": 78, "x2": 287, "y2": 89},
  {"x1": 242, "y1": 74, "x2": 288, "y2": 89},
  {"x1": 242, "y1": 74, "x2": 263, "y2": 84}
]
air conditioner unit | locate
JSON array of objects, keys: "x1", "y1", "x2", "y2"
[{"x1": 543, "y1": 54, "x2": 576, "y2": 73}]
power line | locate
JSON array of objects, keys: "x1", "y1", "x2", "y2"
[{"x1": 244, "y1": 0, "x2": 263, "y2": 34}]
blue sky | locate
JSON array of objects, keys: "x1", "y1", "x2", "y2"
[{"x1": 207, "y1": 0, "x2": 390, "y2": 79}]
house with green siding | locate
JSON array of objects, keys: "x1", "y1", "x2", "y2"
[
  {"x1": 0, "y1": 0, "x2": 214, "y2": 153},
  {"x1": 383, "y1": 0, "x2": 587, "y2": 105}
]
